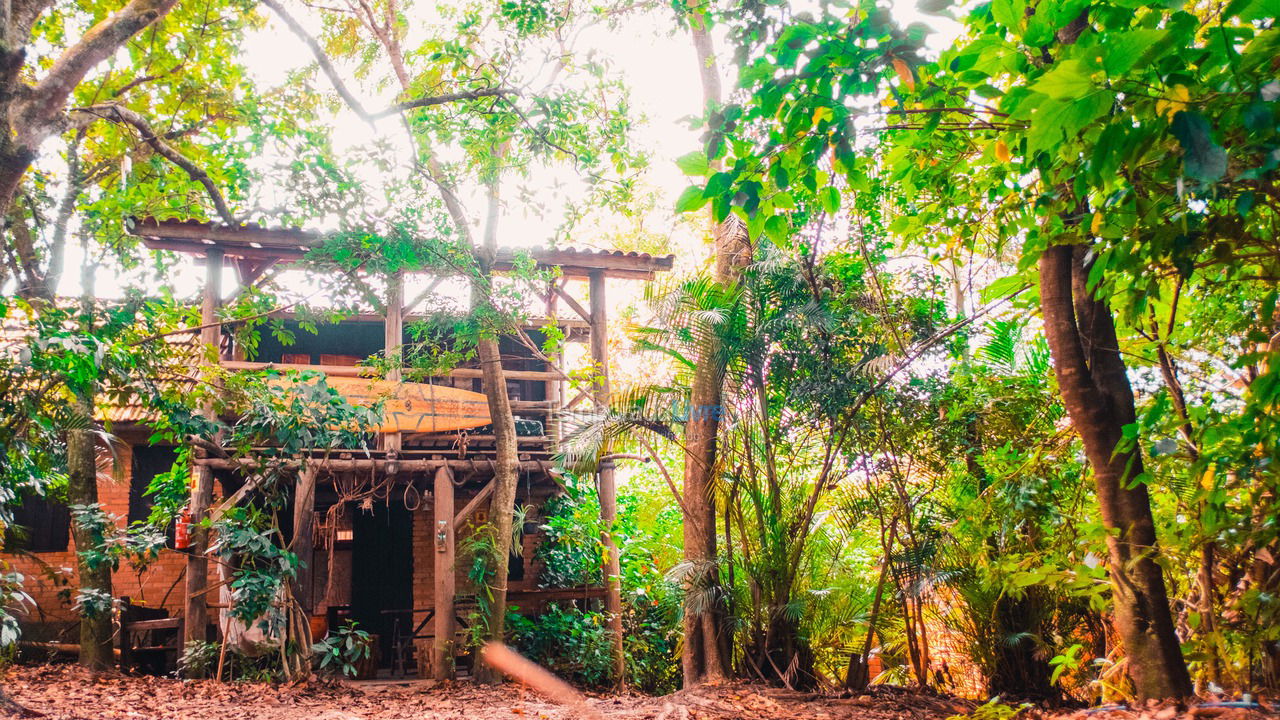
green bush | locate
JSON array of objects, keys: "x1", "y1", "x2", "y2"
[
  {"x1": 312, "y1": 620, "x2": 372, "y2": 678},
  {"x1": 509, "y1": 604, "x2": 613, "y2": 688}
]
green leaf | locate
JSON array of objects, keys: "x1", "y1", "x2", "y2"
[
  {"x1": 990, "y1": 0, "x2": 1025, "y2": 31},
  {"x1": 819, "y1": 186, "x2": 840, "y2": 215},
  {"x1": 1170, "y1": 111, "x2": 1227, "y2": 183},
  {"x1": 1104, "y1": 29, "x2": 1168, "y2": 75},
  {"x1": 764, "y1": 214, "x2": 789, "y2": 244},
  {"x1": 981, "y1": 274, "x2": 1025, "y2": 303},
  {"x1": 1059, "y1": 90, "x2": 1113, "y2": 137},
  {"x1": 1031, "y1": 59, "x2": 1095, "y2": 100},
  {"x1": 674, "y1": 185, "x2": 708, "y2": 214},
  {"x1": 675, "y1": 151, "x2": 709, "y2": 176},
  {"x1": 1026, "y1": 99, "x2": 1072, "y2": 156}
]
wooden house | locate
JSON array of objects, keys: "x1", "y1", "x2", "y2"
[{"x1": 2, "y1": 217, "x2": 672, "y2": 678}]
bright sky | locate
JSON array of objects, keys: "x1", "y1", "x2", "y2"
[{"x1": 72, "y1": 0, "x2": 960, "y2": 308}]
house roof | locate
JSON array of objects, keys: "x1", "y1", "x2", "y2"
[
  {"x1": 1, "y1": 317, "x2": 198, "y2": 426},
  {"x1": 126, "y1": 217, "x2": 675, "y2": 280}
]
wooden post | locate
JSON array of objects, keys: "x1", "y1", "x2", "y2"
[
  {"x1": 185, "y1": 247, "x2": 223, "y2": 650},
  {"x1": 291, "y1": 467, "x2": 317, "y2": 614},
  {"x1": 432, "y1": 465, "x2": 456, "y2": 680},
  {"x1": 589, "y1": 270, "x2": 626, "y2": 687},
  {"x1": 544, "y1": 282, "x2": 561, "y2": 445},
  {"x1": 384, "y1": 270, "x2": 404, "y2": 452}
]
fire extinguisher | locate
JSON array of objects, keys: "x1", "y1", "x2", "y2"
[{"x1": 174, "y1": 506, "x2": 191, "y2": 550}]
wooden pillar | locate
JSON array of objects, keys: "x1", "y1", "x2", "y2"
[
  {"x1": 291, "y1": 467, "x2": 317, "y2": 614},
  {"x1": 589, "y1": 270, "x2": 626, "y2": 687},
  {"x1": 544, "y1": 282, "x2": 562, "y2": 444},
  {"x1": 432, "y1": 465, "x2": 456, "y2": 680},
  {"x1": 384, "y1": 270, "x2": 404, "y2": 452},
  {"x1": 185, "y1": 247, "x2": 222, "y2": 648}
]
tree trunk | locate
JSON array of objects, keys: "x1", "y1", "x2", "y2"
[
  {"x1": 473, "y1": 329, "x2": 520, "y2": 682},
  {"x1": 680, "y1": 7, "x2": 752, "y2": 685},
  {"x1": 471, "y1": 178, "x2": 522, "y2": 683},
  {"x1": 1038, "y1": 244, "x2": 1192, "y2": 700},
  {"x1": 988, "y1": 588, "x2": 1055, "y2": 699},
  {"x1": 0, "y1": 0, "x2": 179, "y2": 216},
  {"x1": 67, "y1": 392, "x2": 113, "y2": 670}
]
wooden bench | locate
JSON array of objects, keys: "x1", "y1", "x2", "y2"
[{"x1": 118, "y1": 598, "x2": 183, "y2": 675}]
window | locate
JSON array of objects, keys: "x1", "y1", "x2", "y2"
[
  {"x1": 129, "y1": 445, "x2": 179, "y2": 525},
  {"x1": 8, "y1": 493, "x2": 71, "y2": 553}
]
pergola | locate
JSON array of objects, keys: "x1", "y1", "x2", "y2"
[{"x1": 126, "y1": 216, "x2": 673, "y2": 678}]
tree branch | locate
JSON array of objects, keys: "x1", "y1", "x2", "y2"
[
  {"x1": 16, "y1": 0, "x2": 179, "y2": 145},
  {"x1": 71, "y1": 103, "x2": 237, "y2": 225},
  {"x1": 260, "y1": 0, "x2": 515, "y2": 123},
  {"x1": 369, "y1": 88, "x2": 516, "y2": 119}
]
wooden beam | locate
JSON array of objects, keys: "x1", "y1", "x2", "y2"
[
  {"x1": 550, "y1": 285, "x2": 592, "y2": 325},
  {"x1": 564, "y1": 389, "x2": 590, "y2": 410},
  {"x1": 144, "y1": 237, "x2": 308, "y2": 261},
  {"x1": 192, "y1": 457, "x2": 552, "y2": 473},
  {"x1": 453, "y1": 480, "x2": 494, "y2": 531},
  {"x1": 545, "y1": 282, "x2": 563, "y2": 444},
  {"x1": 129, "y1": 216, "x2": 322, "y2": 248},
  {"x1": 432, "y1": 465, "x2": 456, "y2": 681},
  {"x1": 129, "y1": 218, "x2": 675, "y2": 279},
  {"x1": 247, "y1": 310, "x2": 589, "y2": 335},
  {"x1": 218, "y1": 360, "x2": 562, "y2": 382},
  {"x1": 234, "y1": 258, "x2": 277, "y2": 287},
  {"x1": 185, "y1": 248, "x2": 222, "y2": 651}
]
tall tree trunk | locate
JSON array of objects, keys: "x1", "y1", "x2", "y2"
[
  {"x1": 476, "y1": 327, "x2": 519, "y2": 656},
  {"x1": 1038, "y1": 244, "x2": 1192, "y2": 700},
  {"x1": 680, "y1": 6, "x2": 752, "y2": 686},
  {"x1": 68, "y1": 256, "x2": 112, "y2": 670},
  {"x1": 472, "y1": 175, "x2": 521, "y2": 683},
  {"x1": 68, "y1": 394, "x2": 113, "y2": 670}
]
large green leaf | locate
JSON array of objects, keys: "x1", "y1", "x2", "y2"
[
  {"x1": 674, "y1": 185, "x2": 709, "y2": 213},
  {"x1": 1031, "y1": 59, "x2": 1095, "y2": 101},
  {"x1": 675, "y1": 151, "x2": 709, "y2": 177},
  {"x1": 1170, "y1": 111, "x2": 1227, "y2": 183}
]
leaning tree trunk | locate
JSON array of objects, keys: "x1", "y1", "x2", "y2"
[{"x1": 1038, "y1": 244, "x2": 1192, "y2": 700}]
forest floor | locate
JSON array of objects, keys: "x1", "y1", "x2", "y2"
[
  {"x1": 1, "y1": 664, "x2": 1275, "y2": 720},
  {"x1": 2, "y1": 664, "x2": 974, "y2": 720}
]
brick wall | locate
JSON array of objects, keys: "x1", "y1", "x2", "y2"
[
  {"x1": 3, "y1": 443, "x2": 216, "y2": 631},
  {"x1": 5, "y1": 451, "x2": 561, "y2": 657}
]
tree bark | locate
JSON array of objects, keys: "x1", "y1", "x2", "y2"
[
  {"x1": 1038, "y1": 244, "x2": 1192, "y2": 700},
  {"x1": 68, "y1": 253, "x2": 112, "y2": 670},
  {"x1": 471, "y1": 176, "x2": 521, "y2": 683},
  {"x1": 679, "y1": 5, "x2": 752, "y2": 686},
  {"x1": 67, "y1": 393, "x2": 113, "y2": 670},
  {"x1": 0, "y1": 0, "x2": 178, "y2": 215}
]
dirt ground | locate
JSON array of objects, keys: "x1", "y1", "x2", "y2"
[
  {"x1": 0, "y1": 663, "x2": 978, "y2": 720},
  {"x1": 1, "y1": 665, "x2": 1276, "y2": 720}
]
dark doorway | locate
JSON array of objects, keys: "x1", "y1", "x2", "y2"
[{"x1": 350, "y1": 501, "x2": 413, "y2": 669}]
